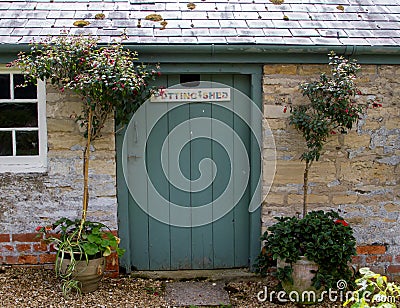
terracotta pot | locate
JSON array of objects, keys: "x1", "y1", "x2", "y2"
[
  {"x1": 277, "y1": 256, "x2": 323, "y2": 303},
  {"x1": 60, "y1": 256, "x2": 106, "y2": 293}
]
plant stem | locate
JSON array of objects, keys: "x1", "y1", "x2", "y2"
[
  {"x1": 303, "y1": 160, "x2": 311, "y2": 217},
  {"x1": 79, "y1": 108, "x2": 93, "y2": 238}
]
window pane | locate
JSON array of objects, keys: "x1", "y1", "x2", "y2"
[
  {"x1": 16, "y1": 131, "x2": 39, "y2": 155},
  {"x1": 0, "y1": 103, "x2": 38, "y2": 128},
  {"x1": 0, "y1": 131, "x2": 12, "y2": 156},
  {"x1": 0, "y1": 74, "x2": 11, "y2": 99},
  {"x1": 14, "y1": 74, "x2": 37, "y2": 99}
]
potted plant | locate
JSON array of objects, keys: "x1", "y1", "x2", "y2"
[
  {"x1": 36, "y1": 218, "x2": 125, "y2": 295},
  {"x1": 256, "y1": 210, "x2": 356, "y2": 300},
  {"x1": 11, "y1": 33, "x2": 159, "y2": 294},
  {"x1": 344, "y1": 267, "x2": 400, "y2": 307},
  {"x1": 256, "y1": 52, "x2": 380, "y2": 299}
]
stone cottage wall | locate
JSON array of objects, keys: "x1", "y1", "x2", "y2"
[
  {"x1": 0, "y1": 85, "x2": 119, "y2": 276},
  {"x1": 262, "y1": 63, "x2": 400, "y2": 280}
]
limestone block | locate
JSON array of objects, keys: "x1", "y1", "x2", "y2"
[
  {"x1": 274, "y1": 161, "x2": 304, "y2": 184},
  {"x1": 378, "y1": 65, "x2": 400, "y2": 76},
  {"x1": 263, "y1": 193, "x2": 285, "y2": 205},
  {"x1": 263, "y1": 64, "x2": 298, "y2": 75},
  {"x1": 89, "y1": 159, "x2": 116, "y2": 176},
  {"x1": 368, "y1": 106, "x2": 399, "y2": 118},
  {"x1": 288, "y1": 194, "x2": 329, "y2": 205},
  {"x1": 340, "y1": 161, "x2": 394, "y2": 184},
  {"x1": 344, "y1": 133, "x2": 371, "y2": 148},
  {"x1": 262, "y1": 88, "x2": 278, "y2": 97},
  {"x1": 265, "y1": 119, "x2": 287, "y2": 130},
  {"x1": 363, "y1": 120, "x2": 383, "y2": 130},
  {"x1": 47, "y1": 118, "x2": 79, "y2": 133},
  {"x1": 385, "y1": 118, "x2": 400, "y2": 130},
  {"x1": 45, "y1": 91, "x2": 65, "y2": 104},
  {"x1": 360, "y1": 65, "x2": 377, "y2": 75},
  {"x1": 384, "y1": 203, "x2": 400, "y2": 212},
  {"x1": 92, "y1": 135, "x2": 115, "y2": 151},
  {"x1": 298, "y1": 64, "x2": 329, "y2": 75},
  {"x1": 48, "y1": 132, "x2": 85, "y2": 150},
  {"x1": 264, "y1": 105, "x2": 290, "y2": 119},
  {"x1": 287, "y1": 194, "x2": 303, "y2": 205},
  {"x1": 332, "y1": 194, "x2": 359, "y2": 205},
  {"x1": 309, "y1": 162, "x2": 337, "y2": 182}
]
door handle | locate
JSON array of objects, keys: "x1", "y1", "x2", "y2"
[{"x1": 128, "y1": 155, "x2": 142, "y2": 159}]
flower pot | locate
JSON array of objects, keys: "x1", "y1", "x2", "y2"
[
  {"x1": 59, "y1": 256, "x2": 105, "y2": 293},
  {"x1": 277, "y1": 256, "x2": 322, "y2": 303}
]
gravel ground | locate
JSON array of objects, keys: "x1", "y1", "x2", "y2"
[{"x1": 0, "y1": 266, "x2": 397, "y2": 308}]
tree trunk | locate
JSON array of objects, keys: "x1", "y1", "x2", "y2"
[
  {"x1": 303, "y1": 160, "x2": 311, "y2": 217},
  {"x1": 79, "y1": 108, "x2": 93, "y2": 237}
]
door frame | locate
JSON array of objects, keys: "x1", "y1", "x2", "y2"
[{"x1": 116, "y1": 63, "x2": 263, "y2": 271}]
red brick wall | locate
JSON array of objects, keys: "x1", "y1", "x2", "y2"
[
  {"x1": 0, "y1": 232, "x2": 119, "y2": 278},
  {"x1": 352, "y1": 244, "x2": 400, "y2": 282},
  {"x1": 2, "y1": 232, "x2": 400, "y2": 281}
]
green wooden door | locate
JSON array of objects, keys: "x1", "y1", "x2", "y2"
[{"x1": 117, "y1": 73, "x2": 259, "y2": 270}]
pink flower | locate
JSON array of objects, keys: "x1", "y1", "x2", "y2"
[{"x1": 35, "y1": 226, "x2": 43, "y2": 232}]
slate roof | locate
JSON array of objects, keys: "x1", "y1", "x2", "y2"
[{"x1": 0, "y1": 0, "x2": 399, "y2": 47}]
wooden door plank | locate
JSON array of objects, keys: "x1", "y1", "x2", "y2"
[
  {"x1": 232, "y1": 74, "x2": 252, "y2": 267},
  {"x1": 146, "y1": 100, "x2": 172, "y2": 270},
  {"x1": 190, "y1": 102, "x2": 214, "y2": 269},
  {"x1": 209, "y1": 75, "x2": 235, "y2": 268},
  {"x1": 124, "y1": 101, "x2": 151, "y2": 269},
  {"x1": 169, "y1": 102, "x2": 192, "y2": 269},
  {"x1": 116, "y1": 128, "x2": 133, "y2": 270}
]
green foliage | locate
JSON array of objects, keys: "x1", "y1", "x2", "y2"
[
  {"x1": 13, "y1": 32, "x2": 156, "y2": 296},
  {"x1": 11, "y1": 32, "x2": 159, "y2": 141},
  {"x1": 289, "y1": 52, "x2": 372, "y2": 164},
  {"x1": 344, "y1": 268, "x2": 400, "y2": 308},
  {"x1": 255, "y1": 210, "x2": 356, "y2": 290},
  {"x1": 36, "y1": 218, "x2": 125, "y2": 296},
  {"x1": 276, "y1": 265, "x2": 293, "y2": 284}
]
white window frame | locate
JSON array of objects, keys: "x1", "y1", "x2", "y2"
[{"x1": 0, "y1": 69, "x2": 47, "y2": 173}]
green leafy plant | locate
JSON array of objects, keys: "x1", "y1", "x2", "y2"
[
  {"x1": 344, "y1": 268, "x2": 400, "y2": 307},
  {"x1": 11, "y1": 32, "x2": 159, "y2": 294},
  {"x1": 288, "y1": 52, "x2": 380, "y2": 216},
  {"x1": 255, "y1": 210, "x2": 356, "y2": 290},
  {"x1": 37, "y1": 218, "x2": 125, "y2": 295}
]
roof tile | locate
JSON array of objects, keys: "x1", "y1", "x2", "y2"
[
  {"x1": 197, "y1": 36, "x2": 228, "y2": 44},
  {"x1": 366, "y1": 37, "x2": 397, "y2": 45},
  {"x1": 263, "y1": 28, "x2": 292, "y2": 37},
  {"x1": 168, "y1": 36, "x2": 198, "y2": 44},
  {"x1": 310, "y1": 37, "x2": 344, "y2": 45},
  {"x1": 254, "y1": 36, "x2": 285, "y2": 44},
  {"x1": 282, "y1": 37, "x2": 315, "y2": 45},
  {"x1": 0, "y1": 0, "x2": 399, "y2": 48},
  {"x1": 290, "y1": 28, "x2": 321, "y2": 37}
]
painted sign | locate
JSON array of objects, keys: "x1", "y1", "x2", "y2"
[{"x1": 150, "y1": 88, "x2": 231, "y2": 103}]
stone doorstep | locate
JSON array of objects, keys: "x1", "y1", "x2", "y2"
[
  {"x1": 130, "y1": 268, "x2": 258, "y2": 282},
  {"x1": 165, "y1": 281, "x2": 230, "y2": 307},
  {"x1": 130, "y1": 269, "x2": 258, "y2": 307}
]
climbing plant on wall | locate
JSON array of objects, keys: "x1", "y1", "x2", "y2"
[{"x1": 11, "y1": 33, "x2": 160, "y2": 225}]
